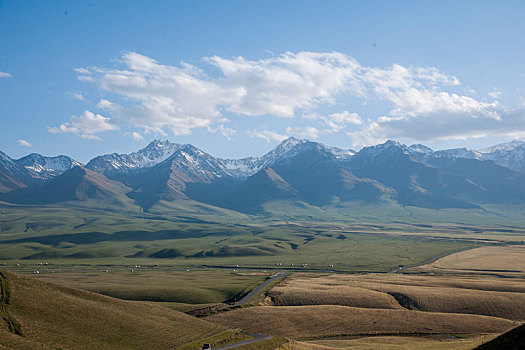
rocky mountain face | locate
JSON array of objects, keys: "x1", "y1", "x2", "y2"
[
  {"x1": 408, "y1": 140, "x2": 525, "y2": 172},
  {"x1": 16, "y1": 153, "x2": 83, "y2": 180},
  {"x1": 0, "y1": 151, "x2": 32, "y2": 193},
  {"x1": 479, "y1": 141, "x2": 525, "y2": 172},
  {"x1": 85, "y1": 139, "x2": 184, "y2": 175},
  {"x1": 2, "y1": 138, "x2": 525, "y2": 213}
]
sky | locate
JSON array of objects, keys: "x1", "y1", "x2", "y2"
[{"x1": 1, "y1": 0, "x2": 525, "y2": 163}]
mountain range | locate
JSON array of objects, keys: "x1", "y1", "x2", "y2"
[{"x1": 2, "y1": 138, "x2": 525, "y2": 213}]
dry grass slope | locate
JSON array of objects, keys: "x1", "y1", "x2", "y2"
[
  {"x1": 475, "y1": 323, "x2": 525, "y2": 350},
  {"x1": 411, "y1": 245, "x2": 525, "y2": 277},
  {"x1": 291, "y1": 334, "x2": 499, "y2": 350},
  {"x1": 269, "y1": 274, "x2": 525, "y2": 321},
  {"x1": 0, "y1": 271, "x2": 240, "y2": 350},
  {"x1": 205, "y1": 305, "x2": 517, "y2": 339}
]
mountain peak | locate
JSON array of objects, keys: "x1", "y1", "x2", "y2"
[
  {"x1": 277, "y1": 136, "x2": 307, "y2": 149},
  {"x1": 383, "y1": 140, "x2": 403, "y2": 148},
  {"x1": 408, "y1": 144, "x2": 434, "y2": 154},
  {"x1": 480, "y1": 140, "x2": 525, "y2": 154},
  {"x1": 16, "y1": 153, "x2": 82, "y2": 180},
  {"x1": 357, "y1": 140, "x2": 408, "y2": 158}
]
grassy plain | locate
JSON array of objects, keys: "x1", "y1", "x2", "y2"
[{"x1": 0, "y1": 201, "x2": 486, "y2": 274}]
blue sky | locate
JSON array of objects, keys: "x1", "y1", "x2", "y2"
[{"x1": 1, "y1": 0, "x2": 525, "y2": 163}]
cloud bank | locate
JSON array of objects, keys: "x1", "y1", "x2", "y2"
[{"x1": 53, "y1": 51, "x2": 523, "y2": 146}]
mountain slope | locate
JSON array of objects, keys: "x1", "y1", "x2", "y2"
[
  {"x1": 125, "y1": 145, "x2": 231, "y2": 210},
  {"x1": 0, "y1": 166, "x2": 135, "y2": 209},
  {"x1": 347, "y1": 141, "x2": 481, "y2": 208},
  {"x1": 270, "y1": 141, "x2": 391, "y2": 206},
  {"x1": 0, "y1": 151, "x2": 32, "y2": 193},
  {"x1": 425, "y1": 157, "x2": 525, "y2": 204},
  {"x1": 214, "y1": 167, "x2": 299, "y2": 213},
  {"x1": 0, "y1": 271, "x2": 236, "y2": 350},
  {"x1": 198, "y1": 140, "x2": 392, "y2": 213}
]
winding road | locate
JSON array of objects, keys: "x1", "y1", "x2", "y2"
[
  {"x1": 204, "y1": 273, "x2": 287, "y2": 349},
  {"x1": 234, "y1": 272, "x2": 287, "y2": 306},
  {"x1": 214, "y1": 334, "x2": 273, "y2": 350}
]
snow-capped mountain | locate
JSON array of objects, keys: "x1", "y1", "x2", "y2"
[
  {"x1": 16, "y1": 153, "x2": 83, "y2": 180},
  {"x1": 353, "y1": 140, "x2": 411, "y2": 161},
  {"x1": 479, "y1": 141, "x2": 525, "y2": 172},
  {"x1": 86, "y1": 139, "x2": 184, "y2": 175},
  {"x1": 434, "y1": 148, "x2": 482, "y2": 160},
  {"x1": 409, "y1": 146, "x2": 482, "y2": 163},
  {"x1": 407, "y1": 140, "x2": 525, "y2": 172},
  {"x1": 220, "y1": 137, "x2": 310, "y2": 178},
  {"x1": 220, "y1": 137, "x2": 355, "y2": 178},
  {"x1": 164, "y1": 144, "x2": 231, "y2": 179},
  {"x1": 85, "y1": 137, "x2": 357, "y2": 179},
  {"x1": 3, "y1": 138, "x2": 525, "y2": 211}
]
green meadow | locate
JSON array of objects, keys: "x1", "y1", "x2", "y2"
[{"x1": 2, "y1": 199, "x2": 525, "y2": 306}]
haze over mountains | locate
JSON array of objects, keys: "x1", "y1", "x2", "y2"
[{"x1": 2, "y1": 138, "x2": 525, "y2": 213}]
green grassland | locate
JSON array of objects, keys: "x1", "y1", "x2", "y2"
[
  {"x1": 2, "y1": 198, "x2": 525, "y2": 308},
  {"x1": 3, "y1": 199, "x2": 525, "y2": 270},
  {"x1": 31, "y1": 270, "x2": 267, "y2": 305}
]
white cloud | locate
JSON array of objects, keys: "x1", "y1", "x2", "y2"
[
  {"x1": 74, "y1": 67, "x2": 90, "y2": 74},
  {"x1": 347, "y1": 106, "x2": 525, "y2": 148},
  {"x1": 0, "y1": 71, "x2": 12, "y2": 78},
  {"x1": 67, "y1": 91, "x2": 85, "y2": 101},
  {"x1": 286, "y1": 126, "x2": 319, "y2": 139},
  {"x1": 48, "y1": 110, "x2": 119, "y2": 140},
  {"x1": 76, "y1": 52, "x2": 242, "y2": 136},
  {"x1": 208, "y1": 124, "x2": 236, "y2": 141},
  {"x1": 130, "y1": 131, "x2": 144, "y2": 140},
  {"x1": 97, "y1": 99, "x2": 121, "y2": 111},
  {"x1": 246, "y1": 129, "x2": 287, "y2": 142},
  {"x1": 80, "y1": 134, "x2": 101, "y2": 141},
  {"x1": 488, "y1": 90, "x2": 502, "y2": 98},
  {"x1": 320, "y1": 111, "x2": 362, "y2": 132},
  {"x1": 18, "y1": 139, "x2": 31, "y2": 147},
  {"x1": 67, "y1": 51, "x2": 519, "y2": 145},
  {"x1": 206, "y1": 51, "x2": 362, "y2": 117}
]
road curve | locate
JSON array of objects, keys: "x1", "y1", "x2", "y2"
[
  {"x1": 234, "y1": 272, "x2": 287, "y2": 306},
  {"x1": 214, "y1": 334, "x2": 272, "y2": 350}
]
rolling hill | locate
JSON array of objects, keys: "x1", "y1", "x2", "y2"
[{"x1": 0, "y1": 271, "x2": 242, "y2": 349}]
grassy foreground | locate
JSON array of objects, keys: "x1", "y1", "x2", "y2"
[{"x1": 0, "y1": 271, "x2": 246, "y2": 349}]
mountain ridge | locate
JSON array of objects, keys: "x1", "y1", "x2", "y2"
[{"x1": 2, "y1": 138, "x2": 525, "y2": 213}]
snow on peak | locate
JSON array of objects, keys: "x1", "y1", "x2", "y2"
[
  {"x1": 16, "y1": 153, "x2": 82, "y2": 179},
  {"x1": 357, "y1": 140, "x2": 408, "y2": 158},
  {"x1": 408, "y1": 144, "x2": 434, "y2": 154},
  {"x1": 479, "y1": 140, "x2": 525, "y2": 154},
  {"x1": 86, "y1": 139, "x2": 185, "y2": 173},
  {"x1": 434, "y1": 148, "x2": 481, "y2": 159}
]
